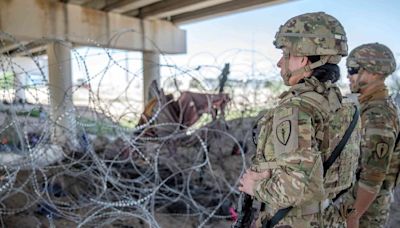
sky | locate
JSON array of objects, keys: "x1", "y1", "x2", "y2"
[
  {"x1": 66, "y1": 0, "x2": 400, "y2": 94},
  {"x1": 179, "y1": 0, "x2": 400, "y2": 56},
  {"x1": 7, "y1": 0, "x2": 400, "y2": 108},
  {"x1": 162, "y1": 0, "x2": 400, "y2": 86}
]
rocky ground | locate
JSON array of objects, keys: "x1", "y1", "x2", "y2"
[
  {"x1": 0, "y1": 108, "x2": 259, "y2": 227},
  {"x1": 0, "y1": 104, "x2": 399, "y2": 228}
]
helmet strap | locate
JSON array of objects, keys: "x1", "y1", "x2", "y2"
[
  {"x1": 282, "y1": 52, "x2": 291, "y2": 85},
  {"x1": 284, "y1": 55, "x2": 330, "y2": 85},
  {"x1": 352, "y1": 69, "x2": 385, "y2": 93},
  {"x1": 351, "y1": 69, "x2": 372, "y2": 93}
]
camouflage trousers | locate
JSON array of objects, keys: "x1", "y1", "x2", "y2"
[
  {"x1": 342, "y1": 188, "x2": 393, "y2": 228},
  {"x1": 386, "y1": 185, "x2": 400, "y2": 228},
  {"x1": 253, "y1": 203, "x2": 345, "y2": 228}
]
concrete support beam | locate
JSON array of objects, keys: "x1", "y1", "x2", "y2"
[
  {"x1": 105, "y1": 0, "x2": 162, "y2": 13},
  {"x1": 143, "y1": 51, "x2": 160, "y2": 104},
  {"x1": 136, "y1": 0, "x2": 232, "y2": 19},
  {"x1": 67, "y1": 0, "x2": 91, "y2": 4},
  {"x1": 171, "y1": 0, "x2": 290, "y2": 24},
  {"x1": 47, "y1": 42, "x2": 76, "y2": 145},
  {"x1": 0, "y1": 0, "x2": 186, "y2": 54},
  {"x1": 0, "y1": 41, "x2": 29, "y2": 55},
  {"x1": 82, "y1": 0, "x2": 120, "y2": 10}
]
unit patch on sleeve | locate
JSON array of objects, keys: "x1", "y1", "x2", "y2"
[
  {"x1": 273, "y1": 106, "x2": 299, "y2": 156},
  {"x1": 376, "y1": 142, "x2": 389, "y2": 158},
  {"x1": 276, "y1": 120, "x2": 291, "y2": 145}
]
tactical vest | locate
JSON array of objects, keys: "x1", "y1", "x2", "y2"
[
  {"x1": 284, "y1": 84, "x2": 360, "y2": 200},
  {"x1": 321, "y1": 95, "x2": 361, "y2": 199},
  {"x1": 253, "y1": 77, "x2": 360, "y2": 202}
]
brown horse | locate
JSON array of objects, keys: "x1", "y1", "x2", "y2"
[{"x1": 138, "y1": 90, "x2": 230, "y2": 137}]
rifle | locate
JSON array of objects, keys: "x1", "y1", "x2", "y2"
[
  {"x1": 232, "y1": 192, "x2": 255, "y2": 228},
  {"x1": 232, "y1": 114, "x2": 264, "y2": 228}
]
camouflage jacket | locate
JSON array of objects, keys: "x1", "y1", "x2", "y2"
[
  {"x1": 358, "y1": 84, "x2": 400, "y2": 193},
  {"x1": 252, "y1": 76, "x2": 361, "y2": 216}
]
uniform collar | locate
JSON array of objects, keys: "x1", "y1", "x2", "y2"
[
  {"x1": 359, "y1": 83, "x2": 388, "y2": 104},
  {"x1": 279, "y1": 76, "x2": 328, "y2": 98},
  {"x1": 278, "y1": 76, "x2": 343, "y2": 112}
]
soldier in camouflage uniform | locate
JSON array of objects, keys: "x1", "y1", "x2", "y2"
[
  {"x1": 345, "y1": 43, "x2": 399, "y2": 228},
  {"x1": 238, "y1": 12, "x2": 361, "y2": 227}
]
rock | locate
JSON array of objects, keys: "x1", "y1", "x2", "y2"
[{"x1": 0, "y1": 144, "x2": 64, "y2": 169}]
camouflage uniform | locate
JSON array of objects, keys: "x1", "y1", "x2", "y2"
[
  {"x1": 252, "y1": 77, "x2": 360, "y2": 228},
  {"x1": 386, "y1": 186, "x2": 400, "y2": 227},
  {"x1": 357, "y1": 86, "x2": 398, "y2": 228},
  {"x1": 344, "y1": 43, "x2": 399, "y2": 228},
  {"x1": 249, "y1": 12, "x2": 361, "y2": 228}
]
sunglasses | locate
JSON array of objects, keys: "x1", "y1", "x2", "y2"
[{"x1": 347, "y1": 67, "x2": 360, "y2": 75}]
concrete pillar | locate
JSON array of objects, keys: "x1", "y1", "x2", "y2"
[
  {"x1": 47, "y1": 42, "x2": 76, "y2": 145},
  {"x1": 11, "y1": 57, "x2": 32, "y2": 103},
  {"x1": 14, "y1": 70, "x2": 26, "y2": 103},
  {"x1": 142, "y1": 51, "x2": 160, "y2": 104}
]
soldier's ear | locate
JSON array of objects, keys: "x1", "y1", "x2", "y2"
[{"x1": 300, "y1": 56, "x2": 309, "y2": 67}]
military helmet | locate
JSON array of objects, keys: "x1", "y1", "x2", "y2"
[
  {"x1": 273, "y1": 12, "x2": 348, "y2": 64},
  {"x1": 346, "y1": 43, "x2": 396, "y2": 76}
]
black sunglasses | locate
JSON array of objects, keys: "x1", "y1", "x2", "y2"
[{"x1": 348, "y1": 67, "x2": 360, "y2": 75}]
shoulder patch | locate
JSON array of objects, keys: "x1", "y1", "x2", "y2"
[
  {"x1": 273, "y1": 107, "x2": 299, "y2": 156},
  {"x1": 276, "y1": 120, "x2": 291, "y2": 145},
  {"x1": 376, "y1": 142, "x2": 389, "y2": 158}
]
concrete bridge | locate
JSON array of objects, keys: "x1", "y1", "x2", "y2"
[{"x1": 0, "y1": 0, "x2": 290, "y2": 143}]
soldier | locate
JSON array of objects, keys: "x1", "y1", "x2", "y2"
[
  {"x1": 345, "y1": 43, "x2": 399, "y2": 228},
  {"x1": 238, "y1": 12, "x2": 361, "y2": 227}
]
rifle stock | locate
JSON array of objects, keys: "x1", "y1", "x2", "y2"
[{"x1": 232, "y1": 192, "x2": 254, "y2": 228}]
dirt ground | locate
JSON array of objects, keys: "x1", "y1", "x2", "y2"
[
  {"x1": 1, "y1": 104, "x2": 399, "y2": 228},
  {"x1": 0, "y1": 110, "x2": 258, "y2": 227}
]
